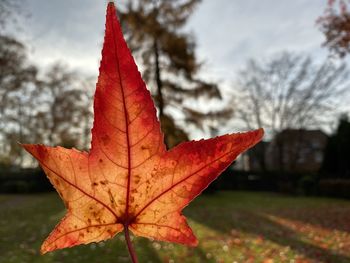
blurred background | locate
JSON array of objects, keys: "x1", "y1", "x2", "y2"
[{"x1": 1, "y1": 0, "x2": 350, "y2": 262}]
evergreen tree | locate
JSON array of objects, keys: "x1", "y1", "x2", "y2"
[
  {"x1": 322, "y1": 115, "x2": 350, "y2": 178},
  {"x1": 119, "y1": 0, "x2": 229, "y2": 147}
]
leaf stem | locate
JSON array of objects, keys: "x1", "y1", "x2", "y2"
[{"x1": 124, "y1": 225, "x2": 139, "y2": 263}]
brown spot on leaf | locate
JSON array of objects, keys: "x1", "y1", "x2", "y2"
[
  {"x1": 134, "y1": 175, "x2": 141, "y2": 184},
  {"x1": 100, "y1": 180, "x2": 108, "y2": 185},
  {"x1": 54, "y1": 179, "x2": 60, "y2": 186}
]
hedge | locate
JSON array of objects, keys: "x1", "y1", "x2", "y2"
[{"x1": 0, "y1": 168, "x2": 53, "y2": 193}]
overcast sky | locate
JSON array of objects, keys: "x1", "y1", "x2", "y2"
[
  {"x1": 10, "y1": 0, "x2": 348, "y2": 137},
  {"x1": 13, "y1": 0, "x2": 336, "y2": 84}
]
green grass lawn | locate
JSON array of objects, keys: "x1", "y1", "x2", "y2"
[{"x1": 1, "y1": 191, "x2": 350, "y2": 263}]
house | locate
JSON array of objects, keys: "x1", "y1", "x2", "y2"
[
  {"x1": 239, "y1": 129, "x2": 328, "y2": 173},
  {"x1": 267, "y1": 129, "x2": 328, "y2": 173}
]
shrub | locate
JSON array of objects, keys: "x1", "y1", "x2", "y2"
[
  {"x1": 0, "y1": 168, "x2": 53, "y2": 193},
  {"x1": 318, "y1": 179, "x2": 350, "y2": 199}
]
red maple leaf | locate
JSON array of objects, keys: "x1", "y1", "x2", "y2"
[{"x1": 22, "y1": 2, "x2": 263, "y2": 261}]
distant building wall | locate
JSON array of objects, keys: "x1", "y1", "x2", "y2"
[{"x1": 240, "y1": 129, "x2": 328, "y2": 173}]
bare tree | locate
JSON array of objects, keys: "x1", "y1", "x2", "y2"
[
  {"x1": 0, "y1": 41, "x2": 94, "y2": 166},
  {"x1": 37, "y1": 63, "x2": 93, "y2": 148},
  {"x1": 0, "y1": 1, "x2": 94, "y2": 167},
  {"x1": 234, "y1": 52, "x2": 349, "y2": 171},
  {"x1": 0, "y1": 35, "x2": 39, "y2": 165}
]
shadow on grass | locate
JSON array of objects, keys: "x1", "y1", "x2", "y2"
[
  {"x1": 187, "y1": 205, "x2": 350, "y2": 263},
  {"x1": 266, "y1": 205, "x2": 350, "y2": 234}
]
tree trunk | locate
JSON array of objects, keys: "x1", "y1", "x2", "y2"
[
  {"x1": 18, "y1": 100, "x2": 24, "y2": 166},
  {"x1": 153, "y1": 38, "x2": 164, "y2": 118},
  {"x1": 153, "y1": 38, "x2": 171, "y2": 147}
]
